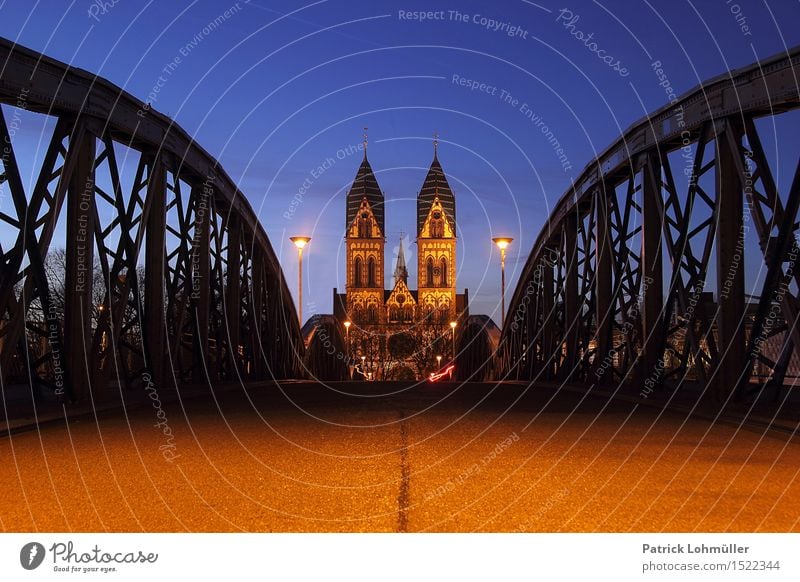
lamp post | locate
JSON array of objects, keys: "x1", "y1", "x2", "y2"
[
  {"x1": 289, "y1": 236, "x2": 311, "y2": 326},
  {"x1": 449, "y1": 320, "x2": 457, "y2": 361},
  {"x1": 493, "y1": 237, "x2": 513, "y2": 328},
  {"x1": 343, "y1": 321, "x2": 352, "y2": 377},
  {"x1": 436, "y1": 354, "x2": 442, "y2": 369}
]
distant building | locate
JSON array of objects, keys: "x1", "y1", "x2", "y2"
[{"x1": 332, "y1": 138, "x2": 468, "y2": 380}]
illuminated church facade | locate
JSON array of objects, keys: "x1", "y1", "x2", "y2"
[{"x1": 332, "y1": 138, "x2": 469, "y2": 380}]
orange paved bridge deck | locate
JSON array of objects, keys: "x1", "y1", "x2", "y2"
[{"x1": 1, "y1": 382, "x2": 798, "y2": 532}]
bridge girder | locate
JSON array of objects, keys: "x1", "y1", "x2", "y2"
[
  {"x1": 500, "y1": 47, "x2": 800, "y2": 402},
  {"x1": 0, "y1": 39, "x2": 303, "y2": 399}
]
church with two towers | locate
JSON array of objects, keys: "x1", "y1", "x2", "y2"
[{"x1": 332, "y1": 136, "x2": 469, "y2": 380}]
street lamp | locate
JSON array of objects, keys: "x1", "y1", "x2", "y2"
[
  {"x1": 343, "y1": 321, "x2": 352, "y2": 378},
  {"x1": 493, "y1": 237, "x2": 513, "y2": 328},
  {"x1": 290, "y1": 236, "x2": 311, "y2": 326},
  {"x1": 344, "y1": 320, "x2": 351, "y2": 360},
  {"x1": 449, "y1": 320, "x2": 457, "y2": 360},
  {"x1": 436, "y1": 354, "x2": 442, "y2": 369}
]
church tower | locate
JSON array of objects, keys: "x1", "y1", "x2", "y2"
[
  {"x1": 345, "y1": 132, "x2": 385, "y2": 326},
  {"x1": 417, "y1": 137, "x2": 457, "y2": 324},
  {"x1": 332, "y1": 131, "x2": 468, "y2": 379}
]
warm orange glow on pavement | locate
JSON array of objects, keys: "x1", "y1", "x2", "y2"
[{"x1": 1, "y1": 383, "x2": 798, "y2": 532}]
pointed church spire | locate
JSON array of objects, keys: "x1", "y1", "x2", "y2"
[
  {"x1": 394, "y1": 233, "x2": 408, "y2": 286},
  {"x1": 417, "y1": 139, "x2": 455, "y2": 236},
  {"x1": 346, "y1": 128, "x2": 384, "y2": 234}
]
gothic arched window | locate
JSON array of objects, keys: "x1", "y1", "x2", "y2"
[
  {"x1": 426, "y1": 257, "x2": 434, "y2": 287},
  {"x1": 367, "y1": 257, "x2": 376, "y2": 287},
  {"x1": 439, "y1": 257, "x2": 448, "y2": 287},
  {"x1": 354, "y1": 257, "x2": 363, "y2": 287}
]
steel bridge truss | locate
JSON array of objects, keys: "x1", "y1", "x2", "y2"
[
  {"x1": 0, "y1": 39, "x2": 302, "y2": 401},
  {"x1": 500, "y1": 47, "x2": 800, "y2": 402}
]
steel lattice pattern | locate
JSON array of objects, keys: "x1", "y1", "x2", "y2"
[{"x1": 0, "y1": 38, "x2": 302, "y2": 400}]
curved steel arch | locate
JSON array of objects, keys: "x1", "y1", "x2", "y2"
[
  {"x1": 0, "y1": 38, "x2": 303, "y2": 400},
  {"x1": 500, "y1": 46, "x2": 800, "y2": 403}
]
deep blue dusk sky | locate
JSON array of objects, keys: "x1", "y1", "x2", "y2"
[{"x1": 2, "y1": 0, "x2": 799, "y2": 323}]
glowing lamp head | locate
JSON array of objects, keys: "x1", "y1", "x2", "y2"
[
  {"x1": 290, "y1": 236, "x2": 311, "y2": 249},
  {"x1": 493, "y1": 237, "x2": 513, "y2": 251},
  {"x1": 344, "y1": 321, "x2": 351, "y2": 329},
  {"x1": 450, "y1": 321, "x2": 457, "y2": 330}
]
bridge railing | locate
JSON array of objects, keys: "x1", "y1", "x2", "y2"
[
  {"x1": 498, "y1": 46, "x2": 800, "y2": 404},
  {"x1": 0, "y1": 38, "x2": 303, "y2": 401}
]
